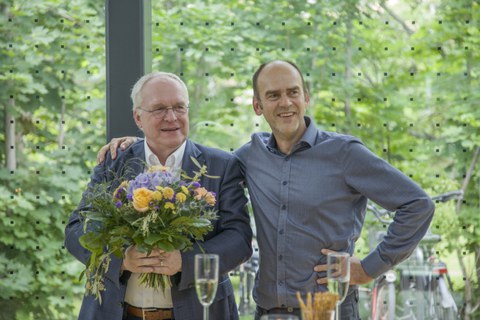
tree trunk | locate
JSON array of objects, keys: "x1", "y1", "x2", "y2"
[
  {"x1": 457, "y1": 248, "x2": 471, "y2": 319},
  {"x1": 5, "y1": 98, "x2": 16, "y2": 171},
  {"x1": 58, "y1": 100, "x2": 66, "y2": 148},
  {"x1": 379, "y1": 0, "x2": 414, "y2": 35},
  {"x1": 475, "y1": 246, "x2": 480, "y2": 313}
]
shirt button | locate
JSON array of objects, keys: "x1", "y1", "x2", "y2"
[
  {"x1": 279, "y1": 229, "x2": 284, "y2": 234},
  {"x1": 279, "y1": 281, "x2": 284, "y2": 286},
  {"x1": 281, "y1": 204, "x2": 286, "y2": 210},
  {"x1": 285, "y1": 157, "x2": 289, "y2": 161},
  {"x1": 287, "y1": 307, "x2": 294, "y2": 312},
  {"x1": 282, "y1": 181, "x2": 287, "y2": 185},
  {"x1": 278, "y1": 255, "x2": 283, "y2": 260}
]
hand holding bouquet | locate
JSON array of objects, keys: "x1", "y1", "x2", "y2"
[{"x1": 79, "y1": 159, "x2": 217, "y2": 302}]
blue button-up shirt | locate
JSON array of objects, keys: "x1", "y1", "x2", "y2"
[{"x1": 234, "y1": 117, "x2": 435, "y2": 309}]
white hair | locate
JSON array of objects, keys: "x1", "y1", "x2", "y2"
[{"x1": 130, "y1": 72, "x2": 189, "y2": 112}]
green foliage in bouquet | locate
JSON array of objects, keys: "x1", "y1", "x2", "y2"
[{"x1": 78, "y1": 159, "x2": 218, "y2": 303}]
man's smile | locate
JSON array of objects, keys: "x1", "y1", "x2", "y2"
[
  {"x1": 161, "y1": 127, "x2": 180, "y2": 132},
  {"x1": 278, "y1": 111, "x2": 295, "y2": 117}
]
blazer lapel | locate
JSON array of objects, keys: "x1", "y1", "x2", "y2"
[
  {"x1": 119, "y1": 142, "x2": 146, "y2": 180},
  {"x1": 181, "y1": 140, "x2": 204, "y2": 178}
]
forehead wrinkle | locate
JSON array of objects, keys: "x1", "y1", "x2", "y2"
[
  {"x1": 264, "y1": 85, "x2": 301, "y2": 95},
  {"x1": 142, "y1": 80, "x2": 188, "y2": 109}
]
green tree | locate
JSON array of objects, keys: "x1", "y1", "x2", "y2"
[{"x1": 1, "y1": 1, "x2": 105, "y2": 318}]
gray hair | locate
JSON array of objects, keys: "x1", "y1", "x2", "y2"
[{"x1": 130, "y1": 72, "x2": 189, "y2": 112}]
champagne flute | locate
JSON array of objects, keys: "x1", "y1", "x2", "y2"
[
  {"x1": 195, "y1": 254, "x2": 219, "y2": 320},
  {"x1": 327, "y1": 252, "x2": 350, "y2": 320}
]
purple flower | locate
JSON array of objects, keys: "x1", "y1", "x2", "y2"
[
  {"x1": 115, "y1": 190, "x2": 123, "y2": 199},
  {"x1": 191, "y1": 182, "x2": 201, "y2": 188},
  {"x1": 150, "y1": 171, "x2": 174, "y2": 187},
  {"x1": 125, "y1": 169, "x2": 183, "y2": 201},
  {"x1": 149, "y1": 173, "x2": 163, "y2": 187},
  {"x1": 127, "y1": 173, "x2": 149, "y2": 195},
  {"x1": 115, "y1": 201, "x2": 123, "y2": 208}
]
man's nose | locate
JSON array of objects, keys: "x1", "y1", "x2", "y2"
[
  {"x1": 163, "y1": 108, "x2": 177, "y2": 121},
  {"x1": 279, "y1": 93, "x2": 291, "y2": 107}
]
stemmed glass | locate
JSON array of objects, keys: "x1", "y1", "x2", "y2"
[
  {"x1": 195, "y1": 254, "x2": 219, "y2": 320},
  {"x1": 327, "y1": 252, "x2": 350, "y2": 320}
]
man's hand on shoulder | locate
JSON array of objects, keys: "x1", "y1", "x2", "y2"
[{"x1": 97, "y1": 136, "x2": 139, "y2": 164}]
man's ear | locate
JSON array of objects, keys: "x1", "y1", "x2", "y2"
[
  {"x1": 133, "y1": 110, "x2": 142, "y2": 129},
  {"x1": 305, "y1": 94, "x2": 310, "y2": 108},
  {"x1": 253, "y1": 97, "x2": 263, "y2": 116}
]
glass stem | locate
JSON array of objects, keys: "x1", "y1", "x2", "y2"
[
  {"x1": 203, "y1": 306, "x2": 208, "y2": 320},
  {"x1": 336, "y1": 303, "x2": 340, "y2": 320}
]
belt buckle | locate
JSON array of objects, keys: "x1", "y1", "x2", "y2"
[{"x1": 142, "y1": 307, "x2": 158, "y2": 320}]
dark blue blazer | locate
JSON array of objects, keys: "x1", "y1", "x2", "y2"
[{"x1": 65, "y1": 140, "x2": 253, "y2": 320}]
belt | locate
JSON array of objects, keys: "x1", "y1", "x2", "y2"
[
  {"x1": 126, "y1": 304, "x2": 174, "y2": 320},
  {"x1": 257, "y1": 305, "x2": 301, "y2": 315}
]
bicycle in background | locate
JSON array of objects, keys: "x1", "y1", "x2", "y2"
[
  {"x1": 364, "y1": 191, "x2": 463, "y2": 320},
  {"x1": 236, "y1": 243, "x2": 259, "y2": 316}
]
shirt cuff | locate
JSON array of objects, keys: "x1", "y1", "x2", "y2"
[{"x1": 361, "y1": 250, "x2": 392, "y2": 279}]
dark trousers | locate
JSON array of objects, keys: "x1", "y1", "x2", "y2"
[{"x1": 254, "y1": 289, "x2": 360, "y2": 320}]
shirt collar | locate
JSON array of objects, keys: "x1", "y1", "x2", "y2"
[
  {"x1": 266, "y1": 116, "x2": 316, "y2": 154},
  {"x1": 144, "y1": 139, "x2": 187, "y2": 171}
]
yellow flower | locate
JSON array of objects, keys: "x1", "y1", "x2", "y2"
[
  {"x1": 162, "y1": 187, "x2": 175, "y2": 200},
  {"x1": 204, "y1": 192, "x2": 216, "y2": 206},
  {"x1": 194, "y1": 187, "x2": 208, "y2": 200},
  {"x1": 132, "y1": 188, "x2": 153, "y2": 212},
  {"x1": 164, "y1": 202, "x2": 175, "y2": 210},
  {"x1": 151, "y1": 191, "x2": 163, "y2": 201},
  {"x1": 181, "y1": 186, "x2": 190, "y2": 194},
  {"x1": 176, "y1": 192, "x2": 187, "y2": 203}
]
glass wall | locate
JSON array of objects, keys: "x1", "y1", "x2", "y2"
[{"x1": 1, "y1": 0, "x2": 478, "y2": 319}]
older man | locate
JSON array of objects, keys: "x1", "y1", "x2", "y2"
[{"x1": 65, "y1": 72, "x2": 252, "y2": 320}]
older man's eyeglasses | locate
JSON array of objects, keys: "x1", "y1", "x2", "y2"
[{"x1": 139, "y1": 106, "x2": 189, "y2": 118}]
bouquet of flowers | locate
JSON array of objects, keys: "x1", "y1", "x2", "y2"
[{"x1": 79, "y1": 159, "x2": 218, "y2": 302}]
